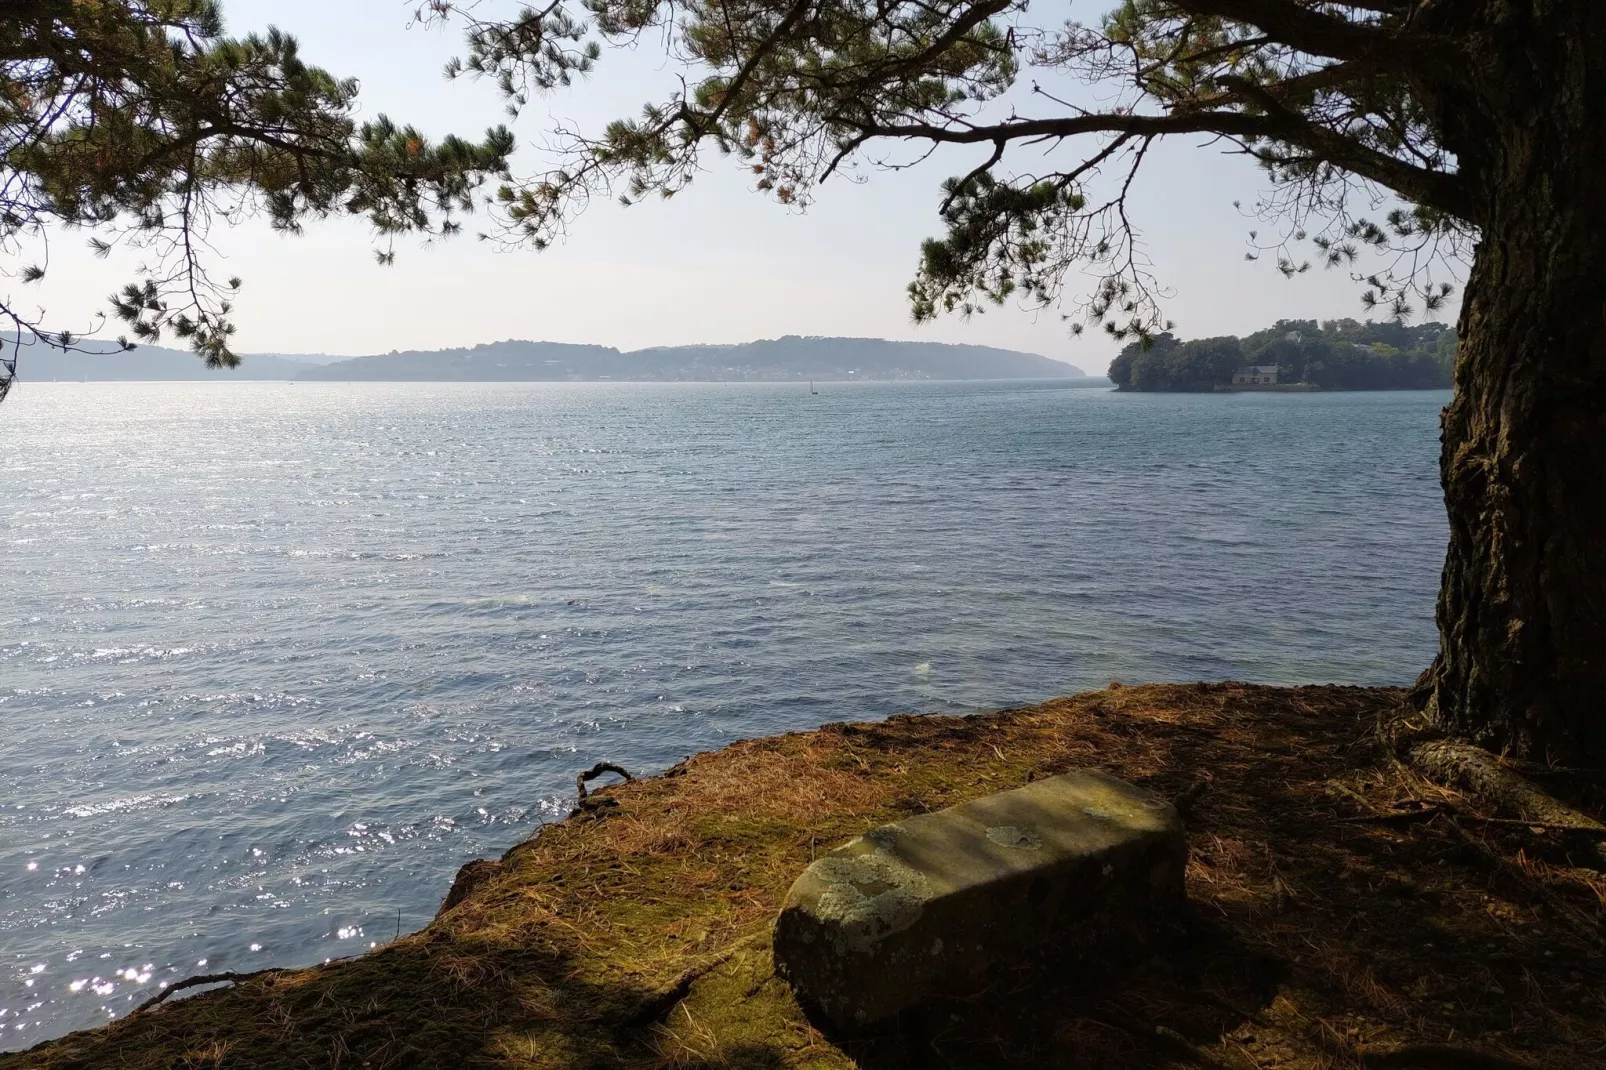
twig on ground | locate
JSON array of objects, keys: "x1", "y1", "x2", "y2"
[
  {"x1": 131, "y1": 969, "x2": 288, "y2": 1015},
  {"x1": 1088, "y1": 1006, "x2": 1240, "y2": 1070},
  {"x1": 1337, "y1": 802, "x2": 1448, "y2": 825},
  {"x1": 1440, "y1": 820, "x2": 1606, "y2": 950},
  {"x1": 623, "y1": 933, "x2": 764, "y2": 1026},
  {"x1": 1339, "y1": 799, "x2": 1606, "y2": 839},
  {"x1": 1173, "y1": 776, "x2": 1212, "y2": 819},
  {"x1": 1361, "y1": 1042, "x2": 1539, "y2": 1070}
]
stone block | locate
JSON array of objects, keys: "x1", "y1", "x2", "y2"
[{"x1": 772, "y1": 770, "x2": 1186, "y2": 1026}]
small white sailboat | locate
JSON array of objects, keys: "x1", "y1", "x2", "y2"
[{"x1": 809, "y1": 380, "x2": 818, "y2": 395}]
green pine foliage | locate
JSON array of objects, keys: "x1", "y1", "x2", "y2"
[
  {"x1": 425, "y1": 0, "x2": 1475, "y2": 345},
  {"x1": 2, "y1": 1, "x2": 514, "y2": 376},
  {"x1": 1107, "y1": 319, "x2": 1455, "y2": 392}
]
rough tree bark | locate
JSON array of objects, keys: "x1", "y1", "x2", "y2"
[{"x1": 1416, "y1": 2, "x2": 1606, "y2": 765}]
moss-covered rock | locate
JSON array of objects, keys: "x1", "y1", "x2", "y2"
[{"x1": 773, "y1": 771, "x2": 1185, "y2": 1025}]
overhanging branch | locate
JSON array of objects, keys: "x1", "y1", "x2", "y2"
[
  {"x1": 853, "y1": 110, "x2": 1277, "y2": 144},
  {"x1": 1215, "y1": 75, "x2": 1472, "y2": 220},
  {"x1": 852, "y1": 99, "x2": 1470, "y2": 222},
  {"x1": 1169, "y1": 0, "x2": 1438, "y2": 68}
]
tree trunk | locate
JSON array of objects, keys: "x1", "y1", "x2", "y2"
[{"x1": 1417, "y1": 6, "x2": 1606, "y2": 765}]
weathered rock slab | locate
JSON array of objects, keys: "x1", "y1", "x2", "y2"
[{"x1": 772, "y1": 770, "x2": 1186, "y2": 1026}]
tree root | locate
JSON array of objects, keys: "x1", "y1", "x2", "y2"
[
  {"x1": 1408, "y1": 741, "x2": 1604, "y2": 831},
  {"x1": 131, "y1": 969, "x2": 287, "y2": 1015},
  {"x1": 577, "y1": 760, "x2": 634, "y2": 799},
  {"x1": 1339, "y1": 800, "x2": 1606, "y2": 838},
  {"x1": 1441, "y1": 818, "x2": 1606, "y2": 951},
  {"x1": 1457, "y1": 813, "x2": 1606, "y2": 837},
  {"x1": 1407, "y1": 740, "x2": 1606, "y2": 866},
  {"x1": 573, "y1": 761, "x2": 634, "y2": 814},
  {"x1": 438, "y1": 857, "x2": 503, "y2": 915},
  {"x1": 1337, "y1": 800, "x2": 1448, "y2": 825}
]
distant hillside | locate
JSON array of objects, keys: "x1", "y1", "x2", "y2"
[
  {"x1": 8, "y1": 339, "x2": 319, "y2": 381},
  {"x1": 6, "y1": 335, "x2": 1086, "y2": 383},
  {"x1": 296, "y1": 340, "x2": 622, "y2": 381},
  {"x1": 297, "y1": 336, "x2": 1085, "y2": 382}
]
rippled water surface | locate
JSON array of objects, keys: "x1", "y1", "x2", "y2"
[{"x1": 1, "y1": 380, "x2": 1449, "y2": 1046}]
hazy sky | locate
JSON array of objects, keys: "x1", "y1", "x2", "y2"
[{"x1": 25, "y1": 1, "x2": 1461, "y2": 372}]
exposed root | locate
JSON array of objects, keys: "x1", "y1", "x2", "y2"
[
  {"x1": 1408, "y1": 741, "x2": 1604, "y2": 832},
  {"x1": 1428, "y1": 817, "x2": 1606, "y2": 954},
  {"x1": 576, "y1": 761, "x2": 634, "y2": 801},
  {"x1": 131, "y1": 970, "x2": 286, "y2": 1016},
  {"x1": 1409, "y1": 740, "x2": 1606, "y2": 868},
  {"x1": 1457, "y1": 814, "x2": 1606, "y2": 837},
  {"x1": 438, "y1": 857, "x2": 502, "y2": 915},
  {"x1": 1339, "y1": 799, "x2": 1606, "y2": 838},
  {"x1": 1337, "y1": 800, "x2": 1448, "y2": 825},
  {"x1": 572, "y1": 761, "x2": 636, "y2": 815}
]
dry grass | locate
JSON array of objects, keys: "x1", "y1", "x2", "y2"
[{"x1": 5, "y1": 684, "x2": 1603, "y2": 1069}]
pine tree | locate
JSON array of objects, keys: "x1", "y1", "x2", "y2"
[
  {"x1": 1, "y1": 0, "x2": 515, "y2": 398},
  {"x1": 437, "y1": 0, "x2": 1602, "y2": 762}
]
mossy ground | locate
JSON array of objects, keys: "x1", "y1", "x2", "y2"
[{"x1": 6, "y1": 684, "x2": 1603, "y2": 1069}]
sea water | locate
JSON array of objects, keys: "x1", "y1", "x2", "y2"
[{"x1": 0, "y1": 380, "x2": 1448, "y2": 1046}]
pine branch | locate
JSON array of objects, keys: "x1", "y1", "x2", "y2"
[
  {"x1": 1214, "y1": 75, "x2": 1472, "y2": 219},
  {"x1": 1169, "y1": 0, "x2": 1445, "y2": 70}
]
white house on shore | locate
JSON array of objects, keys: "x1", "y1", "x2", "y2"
[{"x1": 1231, "y1": 364, "x2": 1280, "y2": 386}]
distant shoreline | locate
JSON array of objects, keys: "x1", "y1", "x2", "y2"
[
  {"x1": 10, "y1": 334, "x2": 1089, "y2": 384},
  {"x1": 18, "y1": 376, "x2": 1114, "y2": 386}
]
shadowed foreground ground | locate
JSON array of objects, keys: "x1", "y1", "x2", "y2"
[{"x1": 6, "y1": 684, "x2": 1603, "y2": 1069}]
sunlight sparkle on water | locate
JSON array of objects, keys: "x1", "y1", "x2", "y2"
[{"x1": 0, "y1": 381, "x2": 1450, "y2": 1048}]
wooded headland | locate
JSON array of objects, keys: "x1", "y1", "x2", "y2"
[{"x1": 1110, "y1": 321, "x2": 1455, "y2": 392}]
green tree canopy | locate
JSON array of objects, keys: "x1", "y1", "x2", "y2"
[
  {"x1": 1, "y1": 0, "x2": 516, "y2": 397},
  {"x1": 432, "y1": 0, "x2": 1471, "y2": 339},
  {"x1": 1108, "y1": 318, "x2": 1455, "y2": 391}
]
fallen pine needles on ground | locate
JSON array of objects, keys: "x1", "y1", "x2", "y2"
[{"x1": 5, "y1": 684, "x2": 1602, "y2": 1069}]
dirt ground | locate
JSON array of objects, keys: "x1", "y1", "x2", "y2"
[{"x1": 6, "y1": 683, "x2": 1603, "y2": 1069}]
